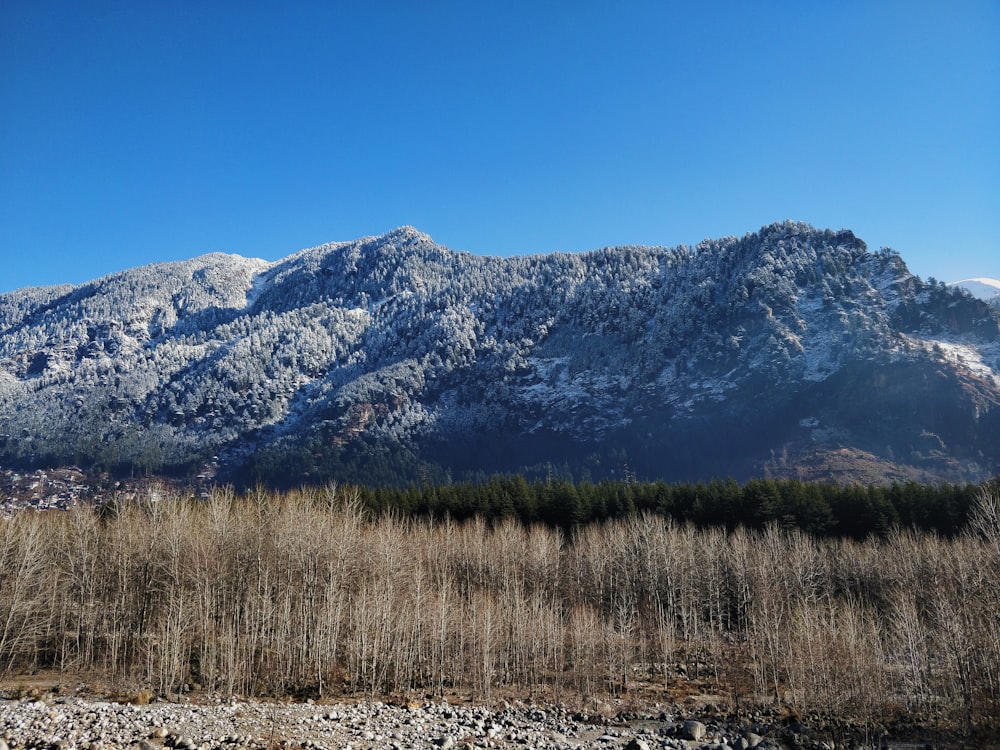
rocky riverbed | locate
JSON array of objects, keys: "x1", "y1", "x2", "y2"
[{"x1": 0, "y1": 692, "x2": 970, "y2": 750}]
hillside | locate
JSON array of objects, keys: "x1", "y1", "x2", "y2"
[{"x1": 1, "y1": 221, "x2": 998, "y2": 486}]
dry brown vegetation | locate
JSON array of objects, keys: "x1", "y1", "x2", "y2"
[{"x1": 1, "y1": 484, "x2": 998, "y2": 733}]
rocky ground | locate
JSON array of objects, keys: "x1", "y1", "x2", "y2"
[{"x1": 0, "y1": 692, "x2": 976, "y2": 750}]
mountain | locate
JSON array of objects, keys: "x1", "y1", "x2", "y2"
[
  {"x1": 948, "y1": 277, "x2": 1000, "y2": 306},
  {"x1": 1, "y1": 222, "x2": 998, "y2": 487}
]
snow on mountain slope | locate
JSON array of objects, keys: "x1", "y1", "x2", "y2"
[
  {"x1": 0, "y1": 222, "x2": 997, "y2": 486},
  {"x1": 947, "y1": 278, "x2": 1000, "y2": 302}
]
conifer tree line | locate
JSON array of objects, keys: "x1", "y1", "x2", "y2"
[
  {"x1": 353, "y1": 475, "x2": 986, "y2": 538},
  {"x1": 1, "y1": 483, "x2": 998, "y2": 732}
]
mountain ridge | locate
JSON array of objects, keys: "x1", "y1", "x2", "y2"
[{"x1": 1, "y1": 221, "x2": 998, "y2": 486}]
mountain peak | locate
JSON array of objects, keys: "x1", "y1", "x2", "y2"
[
  {"x1": 380, "y1": 226, "x2": 434, "y2": 245},
  {"x1": 947, "y1": 278, "x2": 1000, "y2": 301}
]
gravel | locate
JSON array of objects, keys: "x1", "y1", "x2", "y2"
[{"x1": 0, "y1": 694, "x2": 928, "y2": 749}]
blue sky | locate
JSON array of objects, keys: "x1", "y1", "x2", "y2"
[{"x1": 1, "y1": 1, "x2": 997, "y2": 294}]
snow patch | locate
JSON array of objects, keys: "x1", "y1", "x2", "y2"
[
  {"x1": 242, "y1": 261, "x2": 277, "y2": 310},
  {"x1": 0, "y1": 368, "x2": 17, "y2": 397},
  {"x1": 905, "y1": 334, "x2": 1000, "y2": 386}
]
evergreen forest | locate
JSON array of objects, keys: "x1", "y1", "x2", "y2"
[{"x1": 348, "y1": 475, "x2": 989, "y2": 539}]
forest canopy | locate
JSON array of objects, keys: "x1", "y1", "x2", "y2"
[{"x1": 347, "y1": 475, "x2": 987, "y2": 539}]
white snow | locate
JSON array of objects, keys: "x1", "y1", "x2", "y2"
[
  {"x1": 518, "y1": 356, "x2": 631, "y2": 436},
  {"x1": 904, "y1": 334, "x2": 1000, "y2": 386},
  {"x1": 947, "y1": 278, "x2": 1000, "y2": 301},
  {"x1": 242, "y1": 262, "x2": 276, "y2": 309},
  {"x1": 792, "y1": 290, "x2": 845, "y2": 382}
]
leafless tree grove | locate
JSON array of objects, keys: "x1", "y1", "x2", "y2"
[{"x1": 1, "y1": 485, "x2": 997, "y2": 730}]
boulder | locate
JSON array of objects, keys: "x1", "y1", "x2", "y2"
[{"x1": 681, "y1": 719, "x2": 707, "y2": 741}]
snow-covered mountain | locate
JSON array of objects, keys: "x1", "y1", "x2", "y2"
[
  {"x1": 1, "y1": 222, "x2": 998, "y2": 486},
  {"x1": 948, "y1": 277, "x2": 1000, "y2": 305}
]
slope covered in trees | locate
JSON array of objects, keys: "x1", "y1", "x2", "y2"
[{"x1": 1, "y1": 222, "x2": 997, "y2": 485}]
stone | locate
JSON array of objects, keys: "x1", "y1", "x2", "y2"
[
  {"x1": 681, "y1": 719, "x2": 707, "y2": 741},
  {"x1": 624, "y1": 739, "x2": 651, "y2": 750}
]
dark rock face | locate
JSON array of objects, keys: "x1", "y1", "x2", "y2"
[{"x1": 0, "y1": 222, "x2": 997, "y2": 486}]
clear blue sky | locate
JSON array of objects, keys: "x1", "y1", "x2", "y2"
[{"x1": 1, "y1": 1, "x2": 998, "y2": 294}]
